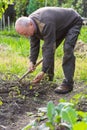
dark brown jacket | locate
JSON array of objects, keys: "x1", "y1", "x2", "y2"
[{"x1": 29, "y1": 7, "x2": 82, "y2": 73}]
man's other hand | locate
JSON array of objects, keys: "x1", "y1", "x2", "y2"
[
  {"x1": 32, "y1": 71, "x2": 45, "y2": 83},
  {"x1": 29, "y1": 61, "x2": 35, "y2": 72}
]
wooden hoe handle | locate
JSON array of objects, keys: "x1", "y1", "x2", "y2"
[{"x1": 19, "y1": 59, "x2": 43, "y2": 81}]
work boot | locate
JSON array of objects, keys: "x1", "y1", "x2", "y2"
[
  {"x1": 54, "y1": 85, "x2": 73, "y2": 94},
  {"x1": 54, "y1": 79, "x2": 73, "y2": 94}
]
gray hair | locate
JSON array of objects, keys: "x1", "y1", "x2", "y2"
[{"x1": 15, "y1": 16, "x2": 31, "y2": 28}]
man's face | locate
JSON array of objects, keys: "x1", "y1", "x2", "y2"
[{"x1": 16, "y1": 23, "x2": 35, "y2": 38}]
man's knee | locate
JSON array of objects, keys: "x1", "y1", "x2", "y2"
[
  {"x1": 63, "y1": 44, "x2": 75, "y2": 64},
  {"x1": 64, "y1": 43, "x2": 74, "y2": 54}
]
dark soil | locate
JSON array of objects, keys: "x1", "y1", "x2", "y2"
[{"x1": 0, "y1": 73, "x2": 87, "y2": 130}]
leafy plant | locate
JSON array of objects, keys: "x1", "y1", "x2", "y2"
[
  {"x1": 22, "y1": 120, "x2": 37, "y2": 130},
  {"x1": 0, "y1": 0, "x2": 14, "y2": 18},
  {"x1": 0, "y1": 100, "x2": 3, "y2": 106},
  {"x1": 46, "y1": 101, "x2": 56, "y2": 130},
  {"x1": 14, "y1": 0, "x2": 29, "y2": 18},
  {"x1": 46, "y1": 101, "x2": 87, "y2": 130}
]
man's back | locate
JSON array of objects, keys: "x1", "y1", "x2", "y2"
[{"x1": 30, "y1": 7, "x2": 81, "y2": 31}]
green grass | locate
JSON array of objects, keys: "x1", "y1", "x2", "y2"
[
  {"x1": 0, "y1": 26, "x2": 87, "y2": 81},
  {"x1": 0, "y1": 27, "x2": 20, "y2": 37},
  {"x1": 79, "y1": 26, "x2": 87, "y2": 43},
  {"x1": 0, "y1": 35, "x2": 30, "y2": 57}
]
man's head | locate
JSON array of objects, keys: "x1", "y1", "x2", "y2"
[{"x1": 15, "y1": 16, "x2": 35, "y2": 37}]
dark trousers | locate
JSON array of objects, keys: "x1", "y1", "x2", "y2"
[
  {"x1": 62, "y1": 18, "x2": 82, "y2": 86},
  {"x1": 48, "y1": 17, "x2": 82, "y2": 84}
]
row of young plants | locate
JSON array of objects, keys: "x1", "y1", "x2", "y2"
[{"x1": 22, "y1": 101, "x2": 87, "y2": 130}]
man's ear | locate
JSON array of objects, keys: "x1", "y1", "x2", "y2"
[
  {"x1": 27, "y1": 22, "x2": 31, "y2": 27},
  {"x1": 29, "y1": 21, "x2": 33, "y2": 26}
]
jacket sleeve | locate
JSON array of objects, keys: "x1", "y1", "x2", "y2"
[
  {"x1": 42, "y1": 22, "x2": 56, "y2": 73},
  {"x1": 29, "y1": 36, "x2": 40, "y2": 64}
]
